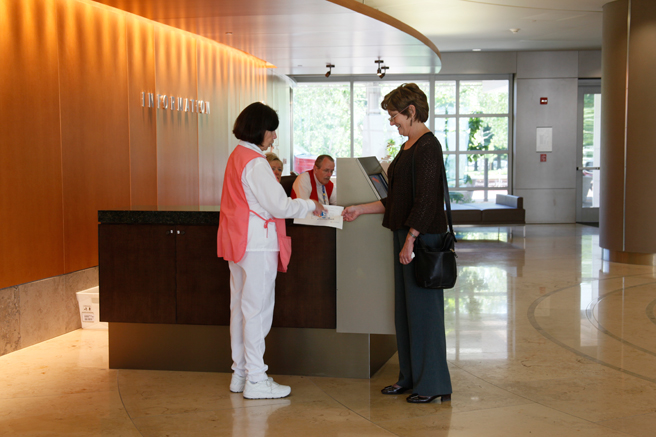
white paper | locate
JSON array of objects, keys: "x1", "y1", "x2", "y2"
[
  {"x1": 536, "y1": 127, "x2": 553, "y2": 152},
  {"x1": 293, "y1": 205, "x2": 344, "y2": 229}
]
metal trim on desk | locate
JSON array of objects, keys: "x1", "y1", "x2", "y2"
[{"x1": 109, "y1": 323, "x2": 396, "y2": 379}]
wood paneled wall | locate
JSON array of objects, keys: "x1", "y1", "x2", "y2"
[
  {"x1": 0, "y1": 0, "x2": 65, "y2": 287},
  {"x1": 0, "y1": 0, "x2": 272, "y2": 289}
]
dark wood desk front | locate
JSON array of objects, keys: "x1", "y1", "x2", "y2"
[{"x1": 98, "y1": 211, "x2": 336, "y2": 330}]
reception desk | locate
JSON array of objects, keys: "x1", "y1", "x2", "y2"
[{"x1": 98, "y1": 205, "x2": 396, "y2": 378}]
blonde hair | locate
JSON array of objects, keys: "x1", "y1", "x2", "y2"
[{"x1": 265, "y1": 153, "x2": 283, "y2": 168}]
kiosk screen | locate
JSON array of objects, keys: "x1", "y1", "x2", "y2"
[{"x1": 369, "y1": 173, "x2": 388, "y2": 199}]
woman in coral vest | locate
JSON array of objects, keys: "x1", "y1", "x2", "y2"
[{"x1": 217, "y1": 102, "x2": 324, "y2": 399}]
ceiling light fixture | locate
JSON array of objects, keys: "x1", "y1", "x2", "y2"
[
  {"x1": 325, "y1": 63, "x2": 335, "y2": 78},
  {"x1": 510, "y1": 28, "x2": 520, "y2": 34},
  {"x1": 472, "y1": 48, "x2": 481, "y2": 51},
  {"x1": 375, "y1": 59, "x2": 389, "y2": 79}
]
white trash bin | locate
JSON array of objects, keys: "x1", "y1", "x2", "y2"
[{"x1": 76, "y1": 287, "x2": 108, "y2": 330}]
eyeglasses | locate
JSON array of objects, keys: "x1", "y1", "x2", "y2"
[{"x1": 388, "y1": 105, "x2": 410, "y2": 122}]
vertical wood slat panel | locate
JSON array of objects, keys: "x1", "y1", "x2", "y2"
[
  {"x1": 0, "y1": 0, "x2": 65, "y2": 288},
  {"x1": 599, "y1": 1, "x2": 628, "y2": 251},
  {"x1": 624, "y1": 0, "x2": 656, "y2": 253},
  {"x1": 58, "y1": 0, "x2": 131, "y2": 272},
  {"x1": 0, "y1": 0, "x2": 279, "y2": 289},
  {"x1": 198, "y1": 41, "x2": 231, "y2": 205},
  {"x1": 155, "y1": 27, "x2": 199, "y2": 206},
  {"x1": 127, "y1": 15, "x2": 157, "y2": 207}
]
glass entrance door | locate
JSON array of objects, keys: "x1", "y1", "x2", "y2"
[{"x1": 576, "y1": 82, "x2": 602, "y2": 223}]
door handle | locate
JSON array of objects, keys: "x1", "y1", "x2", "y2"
[
  {"x1": 577, "y1": 166, "x2": 600, "y2": 171},
  {"x1": 177, "y1": 230, "x2": 185, "y2": 235}
]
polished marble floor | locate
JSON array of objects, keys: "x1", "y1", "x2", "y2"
[{"x1": 2, "y1": 225, "x2": 656, "y2": 436}]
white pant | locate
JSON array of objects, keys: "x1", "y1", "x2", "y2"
[{"x1": 228, "y1": 250, "x2": 278, "y2": 382}]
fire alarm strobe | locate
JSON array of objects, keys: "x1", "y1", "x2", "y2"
[{"x1": 540, "y1": 97, "x2": 548, "y2": 105}]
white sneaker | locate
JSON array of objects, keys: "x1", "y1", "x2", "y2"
[
  {"x1": 243, "y1": 378, "x2": 291, "y2": 399},
  {"x1": 230, "y1": 374, "x2": 246, "y2": 393}
]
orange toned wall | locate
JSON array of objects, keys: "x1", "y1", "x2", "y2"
[
  {"x1": 0, "y1": 0, "x2": 270, "y2": 289},
  {"x1": 0, "y1": 0, "x2": 65, "y2": 287}
]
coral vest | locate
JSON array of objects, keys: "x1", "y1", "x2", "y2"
[
  {"x1": 291, "y1": 170, "x2": 334, "y2": 203},
  {"x1": 217, "y1": 145, "x2": 292, "y2": 273}
]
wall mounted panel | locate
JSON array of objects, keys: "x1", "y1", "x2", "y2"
[
  {"x1": 197, "y1": 40, "x2": 230, "y2": 205},
  {"x1": 57, "y1": 0, "x2": 131, "y2": 271},
  {"x1": 0, "y1": 0, "x2": 65, "y2": 288},
  {"x1": 126, "y1": 16, "x2": 157, "y2": 207},
  {"x1": 155, "y1": 27, "x2": 199, "y2": 206}
]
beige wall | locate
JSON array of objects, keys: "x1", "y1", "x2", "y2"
[{"x1": 0, "y1": 0, "x2": 277, "y2": 289}]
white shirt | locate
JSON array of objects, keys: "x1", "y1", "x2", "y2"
[
  {"x1": 292, "y1": 171, "x2": 336, "y2": 205},
  {"x1": 238, "y1": 141, "x2": 315, "y2": 252}
]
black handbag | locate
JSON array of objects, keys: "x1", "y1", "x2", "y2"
[{"x1": 410, "y1": 143, "x2": 458, "y2": 289}]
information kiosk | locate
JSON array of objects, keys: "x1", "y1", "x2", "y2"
[{"x1": 336, "y1": 157, "x2": 395, "y2": 335}]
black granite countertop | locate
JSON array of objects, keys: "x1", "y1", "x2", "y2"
[{"x1": 99, "y1": 206, "x2": 220, "y2": 225}]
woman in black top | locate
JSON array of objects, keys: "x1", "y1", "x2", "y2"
[{"x1": 343, "y1": 83, "x2": 452, "y2": 403}]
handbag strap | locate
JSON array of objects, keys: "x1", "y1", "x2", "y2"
[{"x1": 410, "y1": 137, "x2": 455, "y2": 236}]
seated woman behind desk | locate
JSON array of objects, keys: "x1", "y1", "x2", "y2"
[
  {"x1": 217, "y1": 102, "x2": 325, "y2": 400},
  {"x1": 265, "y1": 152, "x2": 283, "y2": 183}
]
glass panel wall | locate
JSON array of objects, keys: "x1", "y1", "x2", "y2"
[
  {"x1": 438, "y1": 79, "x2": 510, "y2": 203},
  {"x1": 292, "y1": 82, "x2": 351, "y2": 173},
  {"x1": 353, "y1": 81, "x2": 429, "y2": 162},
  {"x1": 291, "y1": 75, "x2": 512, "y2": 201},
  {"x1": 581, "y1": 93, "x2": 601, "y2": 209}
]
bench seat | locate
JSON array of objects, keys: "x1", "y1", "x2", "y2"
[{"x1": 451, "y1": 194, "x2": 525, "y2": 225}]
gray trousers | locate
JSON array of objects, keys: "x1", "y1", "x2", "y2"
[{"x1": 393, "y1": 228, "x2": 452, "y2": 396}]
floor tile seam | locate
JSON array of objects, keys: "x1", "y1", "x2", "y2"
[
  {"x1": 370, "y1": 398, "x2": 536, "y2": 426},
  {"x1": 646, "y1": 299, "x2": 656, "y2": 327},
  {"x1": 374, "y1": 393, "x2": 644, "y2": 434},
  {"x1": 444, "y1": 361, "x2": 540, "y2": 406},
  {"x1": 528, "y1": 280, "x2": 656, "y2": 385},
  {"x1": 587, "y1": 286, "x2": 656, "y2": 358},
  {"x1": 305, "y1": 377, "x2": 402, "y2": 436},
  {"x1": 371, "y1": 400, "x2": 548, "y2": 425},
  {"x1": 115, "y1": 369, "x2": 146, "y2": 437},
  {"x1": 125, "y1": 401, "x2": 293, "y2": 421},
  {"x1": 0, "y1": 386, "x2": 119, "y2": 401},
  {"x1": 597, "y1": 410, "x2": 656, "y2": 425}
]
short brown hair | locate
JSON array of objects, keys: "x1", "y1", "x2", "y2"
[
  {"x1": 233, "y1": 102, "x2": 279, "y2": 145},
  {"x1": 314, "y1": 155, "x2": 334, "y2": 168},
  {"x1": 381, "y1": 83, "x2": 429, "y2": 123}
]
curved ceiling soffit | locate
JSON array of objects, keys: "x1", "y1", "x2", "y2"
[{"x1": 327, "y1": 0, "x2": 442, "y2": 61}]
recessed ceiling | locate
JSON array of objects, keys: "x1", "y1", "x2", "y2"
[
  {"x1": 364, "y1": 0, "x2": 607, "y2": 52},
  {"x1": 92, "y1": 0, "x2": 607, "y2": 76}
]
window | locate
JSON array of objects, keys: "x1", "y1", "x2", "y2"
[
  {"x1": 353, "y1": 81, "x2": 429, "y2": 162},
  {"x1": 291, "y1": 76, "x2": 512, "y2": 202},
  {"x1": 292, "y1": 83, "x2": 351, "y2": 173},
  {"x1": 437, "y1": 79, "x2": 510, "y2": 203}
]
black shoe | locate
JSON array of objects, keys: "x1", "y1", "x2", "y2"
[
  {"x1": 381, "y1": 385, "x2": 411, "y2": 395},
  {"x1": 406, "y1": 393, "x2": 451, "y2": 403}
]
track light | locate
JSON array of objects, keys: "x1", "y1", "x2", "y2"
[
  {"x1": 375, "y1": 59, "x2": 388, "y2": 79},
  {"x1": 325, "y1": 63, "x2": 334, "y2": 77}
]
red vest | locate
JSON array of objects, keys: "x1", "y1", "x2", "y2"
[
  {"x1": 291, "y1": 170, "x2": 334, "y2": 203},
  {"x1": 217, "y1": 145, "x2": 292, "y2": 272}
]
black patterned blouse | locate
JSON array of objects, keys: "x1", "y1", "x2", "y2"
[{"x1": 381, "y1": 132, "x2": 447, "y2": 234}]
